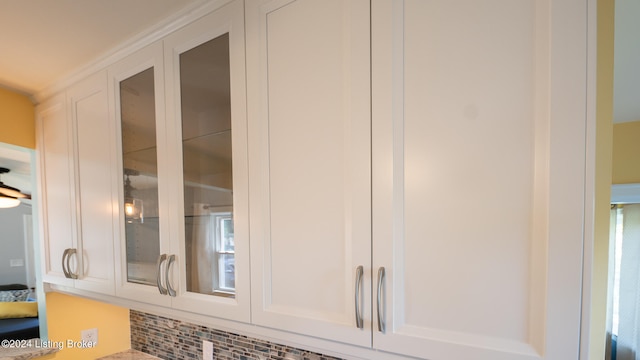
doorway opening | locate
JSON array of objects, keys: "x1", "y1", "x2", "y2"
[{"x1": 0, "y1": 142, "x2": 47, "y2": 341}]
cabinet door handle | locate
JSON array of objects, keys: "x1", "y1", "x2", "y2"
[
  {"x1": 66, "y1": 248, "x2": 78, "y2": 279},
  {"x1": 62, "y1": 249, "x2": 71, "y2": 278},
  {"x1": 377, "y1": 267, "x2": 386, "y2": 333},
  {"x1": 166, "y1": 254, "x2": 177, "y2": 297},
  {"x1": 156, "y1": 254, "x2": 168, "y2": 295},
  {"x1": 355, "y1": 265, "x2": 364, "y2": 329}
]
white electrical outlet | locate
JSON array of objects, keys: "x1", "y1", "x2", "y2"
[
  {"x1": 81, "y1": 328, "x2": 98, "y2": 346},
  {"x1": 203, "y1": 340, "x2": 213, "y2": 360},
  {"x1": 9, "y1": 259, "x2": 24, "y2": 267}
]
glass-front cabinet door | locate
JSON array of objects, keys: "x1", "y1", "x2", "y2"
[
  {"x1": 120, "y1": 68, "x2": 160, "y2": 286},
  {"x1": 165, "y1": 0, "x2": 250, "y2": 321},
  {"x1": 109, "y1": 0, "x2": 247, "y2": 320},
  {"x1": 178, "y1": 33, "x2": 235, "y2": 297},
  {"x1": 109, "y1": 42, "x2": 172, "y2": 307}
]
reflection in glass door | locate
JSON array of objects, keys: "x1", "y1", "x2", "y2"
[
  {"x1": 119, "y1": 67, "x2": 161, "y2": 286},
  {"x1": 179, "y1": 33, "x2": 235, "y2": 298}
]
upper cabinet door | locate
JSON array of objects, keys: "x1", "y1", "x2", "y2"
[
  {"x1": 246, "y1": 0, "x2": 372, "y2": 346},
  {"x1": 68, "y1": 71, "x2": 115, "y2": 295},
  {"x1": 164, "y1": 0, "x2": 250, "y2": 321},
  {"x1": 36, "y1": 93, "x2": 76, "y2": 287},
  {"x1": 371, "y1": 1, "x2": 587, "y2": 359},
  {"x1": 38, "y1": 72, "x2": 115, "y2": 295},
  {"x1": 109, "y1": 42, "x2": 172, "y2": 307}
]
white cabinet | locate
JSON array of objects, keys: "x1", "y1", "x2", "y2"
[
  {"x1": 109, "y1": 41, "x2": 170, "y2": 307},
  {"x1": 36, "y1": 0, "x2": 591, "y2": 358},
  {"x1": 163, "y1": 0, "x2": 250, "y2": 322},
  {"x1": 37, "y1": 93, "x2": 76, "y2": 288},
  {"x1": 37, "y1": 71, "x2": 116, "y2": 295},
  {"x1": 246, "y1": 0, "x2": 372, "y2": 347},
  {"x1": 110, "y1": 0, "x2": 250, "y2": 321},
  {"x1": 69, "y1": 72, "x2": 116, "y2": 294},
  {"x1": 248, "y1": 0, "x2": 588, "y2": 359},
  {"x1": 370, "y1": 0, "x2": 587, "y2": 359}
]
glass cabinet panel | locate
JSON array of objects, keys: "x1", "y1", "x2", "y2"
[
  {"x1": 180, "y1": 33, "x2": 235, "y2": 297},
  {"x1": 119, "y1": 67, "x2": 161, "y2": 286}
]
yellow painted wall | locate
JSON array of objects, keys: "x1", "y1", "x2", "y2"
[
  {"x1": 590, "y1": 0, "x2": 615, "y2": 358},
  {"x1": 40, "y1": 293, "x2": 130, "y2": 359},
  {"x1": 0, "y1": 87, "x2": 35, "y2": 149},
  {"x1": 612, "y1": 120, "x2": 640, "y2": 184}
]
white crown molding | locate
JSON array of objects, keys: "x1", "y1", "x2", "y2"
[{"x1": 33, "y1": 0, "x2": 234, "y2": 104}]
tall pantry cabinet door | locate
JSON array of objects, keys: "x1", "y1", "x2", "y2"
[
  {"x1": 163, "y1": 0, "x2": 250, "y2": 321},
  {"x1": 68, "y1": 71, "x2": 116, "y2": 295},
  {"x1": 36, "y1": 93, "x2": 76, "y2": 287},
  {"x1": 108, "y1": 42, "x2": 172, "y2": 307},
  {"x1": 247, "y1": 0, "x2": 372, "y2": 346},
  {"x1": 371, "y1": 1, "x2": 588, "y2": 360}
]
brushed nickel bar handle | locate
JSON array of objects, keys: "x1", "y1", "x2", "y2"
[
  {"x1": 166, "y1": 254, "x2": 177, "y2": 297},
  {"x1": 377, "y1": 267, "x2": 386, "y2": 333},
  {"x1": 355, "y1": 265, "x2": 364, "y2": 329},
  {"x1": 66, "y1": 248, "x2": 78, "y2": 279},
  {"x1": 62, "y1": 249, "x2": 71, "y2": 278},
  {"x1": 156, "y1": 254, "x2": 168, "y2": 295}
]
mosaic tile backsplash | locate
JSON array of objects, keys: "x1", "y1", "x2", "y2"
[{"x1": 130, "y1": 311, "x2": 346, "y2": 360}]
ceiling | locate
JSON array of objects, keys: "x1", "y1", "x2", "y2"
[{"x1": 0, "y1": 0, "x2": 202, "y2": 96}]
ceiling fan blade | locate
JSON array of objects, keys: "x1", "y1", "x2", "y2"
[
  {"x1": 0, "y1": 183, "x2": 27, "y2": 199},
  {"x1": 0, "y1": 167, "x2": 30, "y2": 200}
]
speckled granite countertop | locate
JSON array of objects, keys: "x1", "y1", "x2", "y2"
[
  {"x1": 0, "y1": 339, "x2": 59, "y2": 360},
  {"x1": 97, "y1": 349, "x2": 161, "y2": 360}
]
